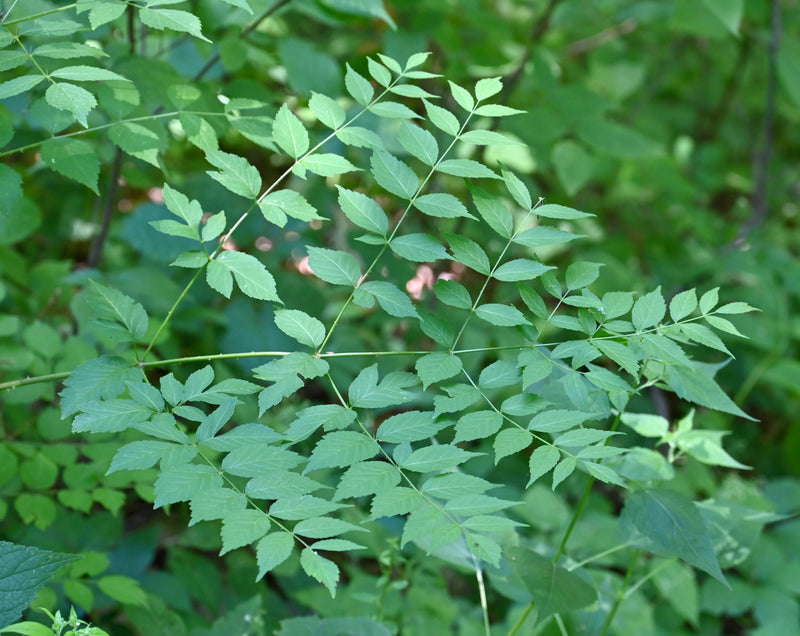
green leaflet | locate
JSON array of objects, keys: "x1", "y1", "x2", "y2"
[
  {"x1": 415, "y1": 352, "x2": 463, "y2": 389},
  {"x1": 454, "y1": 410, "x2": 503, "y2": 443},
  {"x1": 306, "y1": 246, "x2": 361, "y2": 286},
  {"x1": 256, "y1": 532, "x2": 294, "y2": 580},
  {"x1": 371, "y1": 150, "x2": 419, "y2": 199},
  {"x1": 272, "y1": 103, "x2": 309, "y2": 158},
  {"x1": 336, "y1": 186, "x2": 388, "y2": 236},
  {"x1": 443, "y1": 233, "x2": 491, "y2": 275},
  {"x1": 359, "y1": 281, "x2": 419, "y2": 318},
  {"x1": 493, "y1": 258, "x2": 554, "y2": 282},
  {"x1": 632, "y1": 286, "x2": 667, "y2": 330},
  {"x1": 348, "y1": 365, "x2": 418, "y2": 409},
  {"x1": 495, "y1": 428, "x2": 533, "y2": 464},
  {"x1": 309, "y1": 92, "x2": 345, "y2": 129},
  {"x1": 305, "y1": 431, "x2": 380, "y2": 472},
  {"x1": 413, "y1": 192, "x2": 473, "y2": 219},
  {"x1": 260, "y1": 190, "x2": 324, "y2": 227},
  {"x1": 207, "y1": 251, "x2": 280, "y2": 301},
  {"x1": 376, "y1": 410, "x2": 446, "y2": 443},
  {"x1": 399, "y1": 444, "x2": 479, "y2": 473},
  {"x1": 61, "y1": 356, "x2": 144, "y2": 417},
  {"x1": 274, "y1": 309, "x2": 326, "y2": 348},
  {"x1": 335, "y1": 461, "x2": 401, "y2": 500},
  {"x1": 220, "y1": 508, "x2": 270, "y2": 555},
  {"x1": 154, "y1": 464, "x2": 223, "y2": 508},
  {"x1": 344, "y1": 63, "x2": 373, "y2": 105},
  {"x1": 475, "y1": 303, "x2": 529, "y2": 327},
  {"x1": 205, "y1": 149, "x2": 261, "y2": 199},
  {"x1": 300, "y1": 548, "x2": 339, "y2": 597},
  {"x1": 398, "y1": 121, "x2": 439, "y2": 165},
  {"x1": 45, "y1": 82, "x2": 97, "y2": 127},
  {"x1": 139, "y1": 7, "x2": 211, "y2": 42},
  {"x1": 390, "y1": 233, "x2": 449, "y2": 262}
]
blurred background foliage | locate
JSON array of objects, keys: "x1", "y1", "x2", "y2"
[{"x1": 1, "y1": 0, "x2": 799, "y2": 634}]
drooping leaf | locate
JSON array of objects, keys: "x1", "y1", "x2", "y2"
[
  {"x1": 45, "y1": 82, "x2": 97, "y2": 126},
  {"x1": 621, "y1": 488, "x2": 727, "y2": 584},
  {"x1": 494, "y1": 428, "x2": 533, "y2": 464},
  {"x1": 507, "y1": 546, "x2": 597, "y2": 618},
  {"x1": 300, "y1": 548, "x2": 339, "y2": 597},
  {"x1": 256, "y1": 532, "x2": 294, "y2": 580},
  {"x1": 666, "y1": 364, "x2": 755, "y2": 420},
  {"x1": 259, "y1": 189, "x2": 323, "y2": 227}
]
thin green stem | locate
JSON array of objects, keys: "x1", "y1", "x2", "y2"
[
  {"x1": 2, "y1": 3, "x2": 75, "y2": 25},
  {"x1": 0, "y1": 371, "x2": 72, "y2": 392},
  {"x1": 553, "y1": 411, "x2": 623, "y2": 563},
  {"x1": 471, "y1": 554, "x2": 491, "y2": 636},
  {"x1": 506, "y1": 602, "x2": 535, "y2": 636},
  {"x1": 317, "y1": 86, "x2": 480, "y2": 353},
  {"x1": 598, "y1": 550, "x2": 640, "y2": 636},
  {"x1": 143, "y1": 267, "x2": 206, "y2": 359},
  {"x1": 0, "y1": 111, "x2": 225, "y2": 158}
]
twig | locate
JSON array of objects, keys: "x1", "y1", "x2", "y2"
[
  {"x1": 566, "y1": 19, "x2": 638, "y2": 57},
  {"x1": 194, "y1": 0, "x2": 294, "y2": 83},
  {"x1": 496, "y1": 0, "x2": 561, "y2": 104},
  {"x1": 733, "y1": 0, "x2": 780, "y2": 246}
]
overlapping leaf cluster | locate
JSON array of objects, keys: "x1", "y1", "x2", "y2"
[{"x1": 50, "y1": 50, "x2": 758, "y2": 605}]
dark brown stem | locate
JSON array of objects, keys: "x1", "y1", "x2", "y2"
[
  {"x1": 497, "y1": 0, "x2": 560, "y2": 105},
  {"x1": 695, "y1": 38, "x2": 752, "y2": 143},
  {"x1": 735, "y1": 0, "x2": 780, "y2": 245},
  {"x1": 88, "y1": 147, "x2": 123, "y2": 268}
]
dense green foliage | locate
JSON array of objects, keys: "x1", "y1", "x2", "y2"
[{"x1": 1, "y1": 1, "x2": 799, "y2": 635}]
